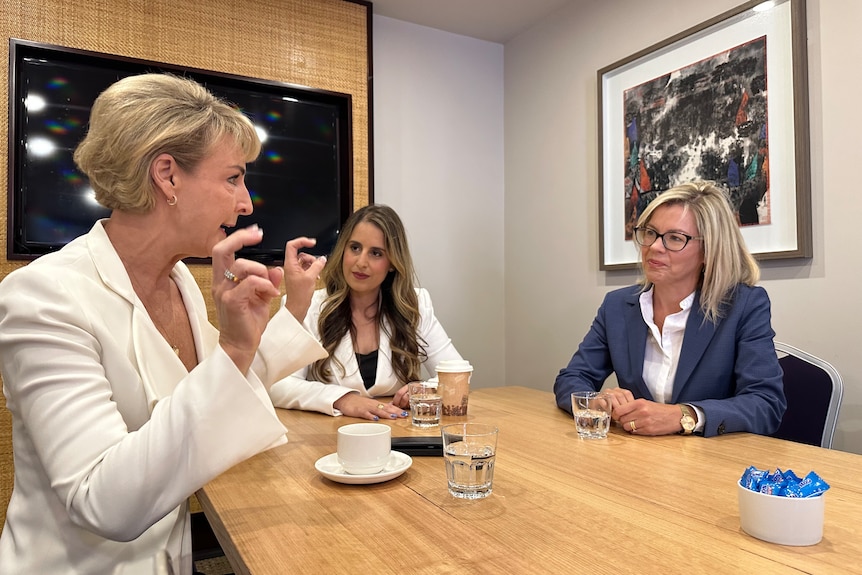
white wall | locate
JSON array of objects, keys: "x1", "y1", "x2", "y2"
[
  {"x1": 374, "y1": 0, "x2": 862, "y2": 454},
  {"x1": 372, "y1": 16, "x2": 506, "y2": 388},
  {"x1": 504, "y1": 0, "x2": 862, "y2": 454}
]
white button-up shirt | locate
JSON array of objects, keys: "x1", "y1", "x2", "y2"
[{"x1": 639, "y1": 289, "x2": 704, "y2": 431}]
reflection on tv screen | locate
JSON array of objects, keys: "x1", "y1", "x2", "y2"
[{"x1": 10, "y1": 41, "x2": 352, "y2": 263}]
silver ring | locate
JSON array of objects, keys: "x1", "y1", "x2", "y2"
[
  {"x1": 630, "y1": 420, "x2": 637, "y2": 432},
  {"x1": 224, "y1": 269, "x2": 240, "y2": 283}
]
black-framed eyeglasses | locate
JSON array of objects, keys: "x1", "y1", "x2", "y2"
[{"x1": 633, "y1": 226, "x2": 702, "y2": 252}]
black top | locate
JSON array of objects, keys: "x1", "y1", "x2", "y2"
[{"x1": 356, "y1": 349, "x2": 379, "y2": 390}]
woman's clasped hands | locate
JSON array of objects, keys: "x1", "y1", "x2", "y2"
[{"x1": 602, "y1": 387, "x2": 691, "y2": 436}]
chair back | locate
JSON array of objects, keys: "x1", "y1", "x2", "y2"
[{"x1": 771, "y1": 342, "x2": 843, "y2": 449}]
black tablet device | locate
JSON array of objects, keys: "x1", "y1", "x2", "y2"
[{"x1": 391, "y1": 436, "x2": 443, "y2": 456}]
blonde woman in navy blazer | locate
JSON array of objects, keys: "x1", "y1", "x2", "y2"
[
  {"x1": 269, "y1": 204, "x2": 462, "y2": 419},
  {"x1": 554, "y1": 182, "x2": 785, "y2": 437},
  {"x1": 0, "y1": 75, "x2": 327, "y2": 575}
]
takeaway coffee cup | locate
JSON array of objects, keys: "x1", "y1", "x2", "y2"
[
  {"x1": 436, "y1": 359, "x2": 473, "y2": 416},
  {"x1": 336, "y1": 423, "x2": 391, "y2": 475}
]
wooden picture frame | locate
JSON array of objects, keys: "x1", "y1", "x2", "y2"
[{"x1": 598, "y1": 0, "x2": 811, "y2": 270}]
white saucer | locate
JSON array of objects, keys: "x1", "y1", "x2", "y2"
[{"x1": 314, "y1": 451, "x2": 413, "y2": 485}]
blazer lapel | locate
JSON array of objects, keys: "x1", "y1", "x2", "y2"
[
  {"x1": 132, "y1": 308, "x2": 188, "y2": 412},
  {"x1": 332, "y1": 333, "x2": 362, "y2": 387},
  {"x1": 671, "y1": 292, "x2": 718, "y2": 403},
  {"x1": 623, "y1": 291, "x2": 654, "y2": 401},
  {"x1": 87, "y1": 222, "x2": 213, "y2": 412},
  {"x1": 134, "y1": 268, "x2": 213, "y2": 412},
  {"x1": 368, "y1": 320, "x2": 395, "y2": 394}
]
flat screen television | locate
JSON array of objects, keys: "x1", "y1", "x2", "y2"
[{"x1": 7, "y1": 39, "x2": 353, "y2": 263}]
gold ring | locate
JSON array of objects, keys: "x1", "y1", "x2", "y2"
[
  {"x1": 224, "y1": 269, "x2": 240, "y2": 283},
  {"x1": 630, "y1": 420, "x2": 637, "y2": 432},
  {"x1": 377, "y1": 403, "x2": 385, "y2": 410}
]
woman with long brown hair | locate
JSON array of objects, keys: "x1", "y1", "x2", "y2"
[{"x1": 269, "y1": 204, "x2": 463, "y2": 420}]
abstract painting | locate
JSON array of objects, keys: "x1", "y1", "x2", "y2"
[
  {"x1": 622, "y1": 37, "x2": 769, "y2": 241},
  {"x1": 598, "y1": 0, "x2": 811, "y2": 270}
]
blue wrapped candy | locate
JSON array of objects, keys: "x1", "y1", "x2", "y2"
[{"x1": 740, "y1": 466, "x2": 829, "y2": 498}]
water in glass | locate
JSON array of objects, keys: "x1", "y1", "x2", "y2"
[{"x1": 444, "y1": 440, "x2": 496, "y2": 499}]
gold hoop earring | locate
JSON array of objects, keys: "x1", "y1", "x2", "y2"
[{"x1": 167, "y1": 195, "x2": 178, "y2": 206}]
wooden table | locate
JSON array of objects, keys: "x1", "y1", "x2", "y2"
[{"x1": 197, "y1": 387, "x2": 862, "y2": 574}]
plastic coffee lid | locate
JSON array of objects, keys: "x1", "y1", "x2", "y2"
[{"x1": 435, "y1": 359, "x2": 473, "y2": 373}]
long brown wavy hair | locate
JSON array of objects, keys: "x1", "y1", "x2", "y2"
[{"x1": 308, "y1": 204, "x2": 426, "y2": 383}]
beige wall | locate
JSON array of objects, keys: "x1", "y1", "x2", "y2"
[
  {"x1": 504, "y1": 0, "x2": 862, "y2": 454},
  {"x1": 373, "y1": 17, "x2": 506, "y2": 389}
]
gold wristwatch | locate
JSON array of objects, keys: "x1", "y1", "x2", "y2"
[{"x1": 679, "y1": 404, "x2": 696, "y2": 435}]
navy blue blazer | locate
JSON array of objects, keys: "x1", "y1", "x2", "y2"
[{"x1": 554, "y1": 284, "x2": 786, "y2": 437}]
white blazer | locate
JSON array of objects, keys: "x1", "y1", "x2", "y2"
[
  {"x1": 0, "y1": 221, "x2": 326, "y2": 575},
  {"x1": 269, "y1": 288, "x2": 461, "y2": 415}
]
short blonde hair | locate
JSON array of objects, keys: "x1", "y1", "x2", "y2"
[
  {"x1": 73, "y1": 73, "x2": 261, "y2": 213},
  {"x1": 637, "y1": 181, "x2": 760, "y2": 323}
]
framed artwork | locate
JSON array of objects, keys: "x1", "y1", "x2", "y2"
[{"x1": 597, "y1": 0, "x2": 811, "y2": 270}]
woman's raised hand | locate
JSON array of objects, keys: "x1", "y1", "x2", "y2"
[
  {"x1": 212, "y1": 225, "x2": 283, "y2": 373},
  {"x1": 282, "y1": 237, "x2": 327, "y2": 321}
]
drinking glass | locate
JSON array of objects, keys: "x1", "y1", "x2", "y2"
[
  {"x1": 408, "y1": 381, "x2": 442, "y2": 427},
  {"x1": 572, "y1": 391, "x2": 612, "y2": 439},
  {"x1": 441, "y1": 422, "x2": 498, "y2": 499}
]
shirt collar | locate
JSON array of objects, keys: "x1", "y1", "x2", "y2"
[{"x1": 639, "y1": 287, "x2": 697, "y2": 321}]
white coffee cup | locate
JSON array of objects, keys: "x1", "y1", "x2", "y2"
[{"x1": 336, "y1": 423, "x2": 391, "y2": 475}]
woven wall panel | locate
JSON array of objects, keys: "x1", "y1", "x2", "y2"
[{"x1": 0, "y1": 0, "x2": 369, "y2": 529}]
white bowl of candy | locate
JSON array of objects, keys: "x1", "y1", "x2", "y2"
[{"x1": 737, "y1": 467, "x2": 829, "y2": 546}]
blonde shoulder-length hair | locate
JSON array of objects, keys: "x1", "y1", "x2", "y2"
[{"x1": 636, "y1": 180, "x2": 760, "y2": 323}]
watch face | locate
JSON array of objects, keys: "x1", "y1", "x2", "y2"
[{"x1": 681, "y1": 415, "x2": 696, "y2": 431}]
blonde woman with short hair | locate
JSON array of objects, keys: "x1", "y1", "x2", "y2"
[{"x1": 0, "y1": 73, "x2": 327, "y2": 574}]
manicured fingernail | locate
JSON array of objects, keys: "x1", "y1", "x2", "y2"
[
  {"x1": 401, "y1": 411, "x2": 409, "y2": 417},
  {"x1": 389, "y1": 414, "x2": 397, "y2": 419},
  {"x1": 373, "y1": 416, "x2": 379, "y2": 421}
]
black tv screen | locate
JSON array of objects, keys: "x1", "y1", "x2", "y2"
[{"x1": 7, "y1": 39, "x2": 352, "y2": 263}]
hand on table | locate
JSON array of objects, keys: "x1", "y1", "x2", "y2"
[
  {"x1": 612, "y1": 396, "x2": 687, "y2": 436},
  {"x1": 333, "y1": 393, "x2": 410, "y2": 421},
  {"x1": 390, "y1": 384, "x2": 411, "y2": 409}
]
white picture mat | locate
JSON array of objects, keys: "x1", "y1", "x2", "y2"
[{"x1": 600, "y1": 1, "x2": 798, "y2": 267}]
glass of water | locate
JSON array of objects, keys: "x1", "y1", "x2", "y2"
[
  {"x1": 572, "y1": 391, "x2": 612, "y2": 439},
  {"x1": 408, "y1": 381, "x2": 442, "y2": 428},
  {"x1": 441, "y1": 422, "x2": 498, "y2": 499}
]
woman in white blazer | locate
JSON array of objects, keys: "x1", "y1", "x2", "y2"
[
  {"x1": 269, "y1": 204, "x2": 462, "y2": 419},
  {"x1": 0, "y1": 74, "x2": 327, "y2": 575}
]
